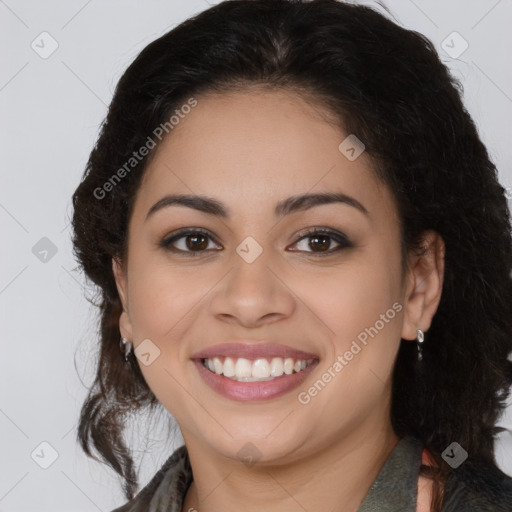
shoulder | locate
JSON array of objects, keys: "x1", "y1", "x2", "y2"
[
  {"x1": 110, "y1": 445, "x2": 192, "y2": 512},
  {"x1": 441, "y1": 459, "x2": 512, "y2": 512}
]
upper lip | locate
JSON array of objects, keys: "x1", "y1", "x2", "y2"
[{"x1": 191, "y1": 342, "x2": 318, "y2": 360}]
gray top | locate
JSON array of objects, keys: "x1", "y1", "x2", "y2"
[
  {"x1": 357, "y1": 436, "x2": 422, "y2": 511},
  {"x1": 111, "y1": 436, "x2": 512, "y2": 512}
]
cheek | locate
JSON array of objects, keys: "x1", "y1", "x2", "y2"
[
  {"x1": 339, "y1": 272, "x2": 401, "y2": 343},
  {"x1": 310, "y1": 253, "x2": 402, "y2": 346},
  {"x1": 127, "y1": 256, "x2": 210, "y2": 341},
  {"x1": 125, "y1": 257, "x2": 196, "y2": 413},
  {"x1": 303, "y1": 244, "x2": 403, "y2": 404},
  {"x1": 125, "y1": 254, "x2": 220, "y2": 403}
]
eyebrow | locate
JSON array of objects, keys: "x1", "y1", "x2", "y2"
[{"x1": 145, "y1": 191, "x2": 369, "y2": 221}]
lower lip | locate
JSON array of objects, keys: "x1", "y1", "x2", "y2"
[{"x1": 193, "y1": 359, "x2": 319, "y2": 402}]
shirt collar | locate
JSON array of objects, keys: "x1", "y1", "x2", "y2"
[{"x1": 118, "y1": 436, "x2": 423, "y2": 512}]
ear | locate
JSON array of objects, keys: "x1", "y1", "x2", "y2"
[
  {"x1": 112, "y1": 256, "x2": 133, "y2": 341},
  {"x1": 401, "y1": 230, "x2": 445, "y2": 341}
]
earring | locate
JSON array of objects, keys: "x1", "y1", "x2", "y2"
[
  {"x1": 119, "y1": 336, "x2": 133, "y2": 361},
  {"x1": 416, "y1": 329, "x2": 425, "y2": 362}
]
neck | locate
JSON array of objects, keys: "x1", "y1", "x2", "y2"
[{"x1": 181, "y1": 415, "x2": 400, "y2": 512}]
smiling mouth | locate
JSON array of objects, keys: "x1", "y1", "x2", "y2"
[{"x1": 201, "y1": 356, "x2": 316, "y2": 382}]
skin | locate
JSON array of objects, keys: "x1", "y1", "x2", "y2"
[{"x1": 112, "y1": 89, "x2": 445, "y2": 512}]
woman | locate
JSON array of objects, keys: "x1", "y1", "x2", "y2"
[{"x1": 71, "y1": 0, "x2": 512, "y2": 510}]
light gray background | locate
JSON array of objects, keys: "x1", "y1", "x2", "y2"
[{"x1": 1, "y1": 1, "x2": 512, "y2": 511}]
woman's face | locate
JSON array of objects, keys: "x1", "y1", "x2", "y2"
[{"x1": 113, "y1": 89, "x2": 424, "y2": 465}]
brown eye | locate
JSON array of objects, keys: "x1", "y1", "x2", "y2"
[
  {"x1": 184, "y1": 233, "x2": 208, "y2": 251},
  {"x1": 160, "y1": 228, "x2": 221, "y2": 255},
  {"x1": 290, "y1": 228, "x2": 353, "y2": 255},
  {"x1": 308, "y1": 233, "x2": 331, "y2": 252},
  {"x1": 160, "y1": 227, "x2": 352, "y2": 257}
]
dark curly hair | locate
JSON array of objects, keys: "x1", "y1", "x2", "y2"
[{"x1": 71, "y1": 0, "x2": 512, "y2": 509}]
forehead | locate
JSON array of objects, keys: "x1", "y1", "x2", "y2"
[{"x1": 133, "y1": 89, "x2": 396, "y2": 223}]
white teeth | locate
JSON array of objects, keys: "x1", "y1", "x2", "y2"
[
  {"x1": 213, "y1": 357, "x2": 223, "y2": 374},
  {"x1": 203, "y1": 356, "x2": 313, "y2": 381},
  {"x1": 252, "y1": 358, "x2": 270, "y2": 378},
  {"x1": 283, "y1": 358, "x2": 294, "y2": 375},
  {"x1": 270, "y1": 357, "x2": 284, "y2": 377},
  {"x1": 223, "y1": 357, "x2": 236, "y2": 377},
  {"x1": 234, "y1": 357, "x2": 252, "y2": 378}
]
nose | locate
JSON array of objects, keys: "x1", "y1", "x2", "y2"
[{"x1": 209, "y1": 250, "x2": 296, "y2": 329}]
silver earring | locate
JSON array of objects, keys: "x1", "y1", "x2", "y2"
[
  {"x1": 416, "y1": 329, "x2": 425, "y2": 361},
  {"x1": 119, "y1": 336, "x2": 133, "y2": 361}
]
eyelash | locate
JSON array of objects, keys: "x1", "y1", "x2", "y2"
[{"x1": 159, "y1": 227, "x2": 353, "y2": 257}]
